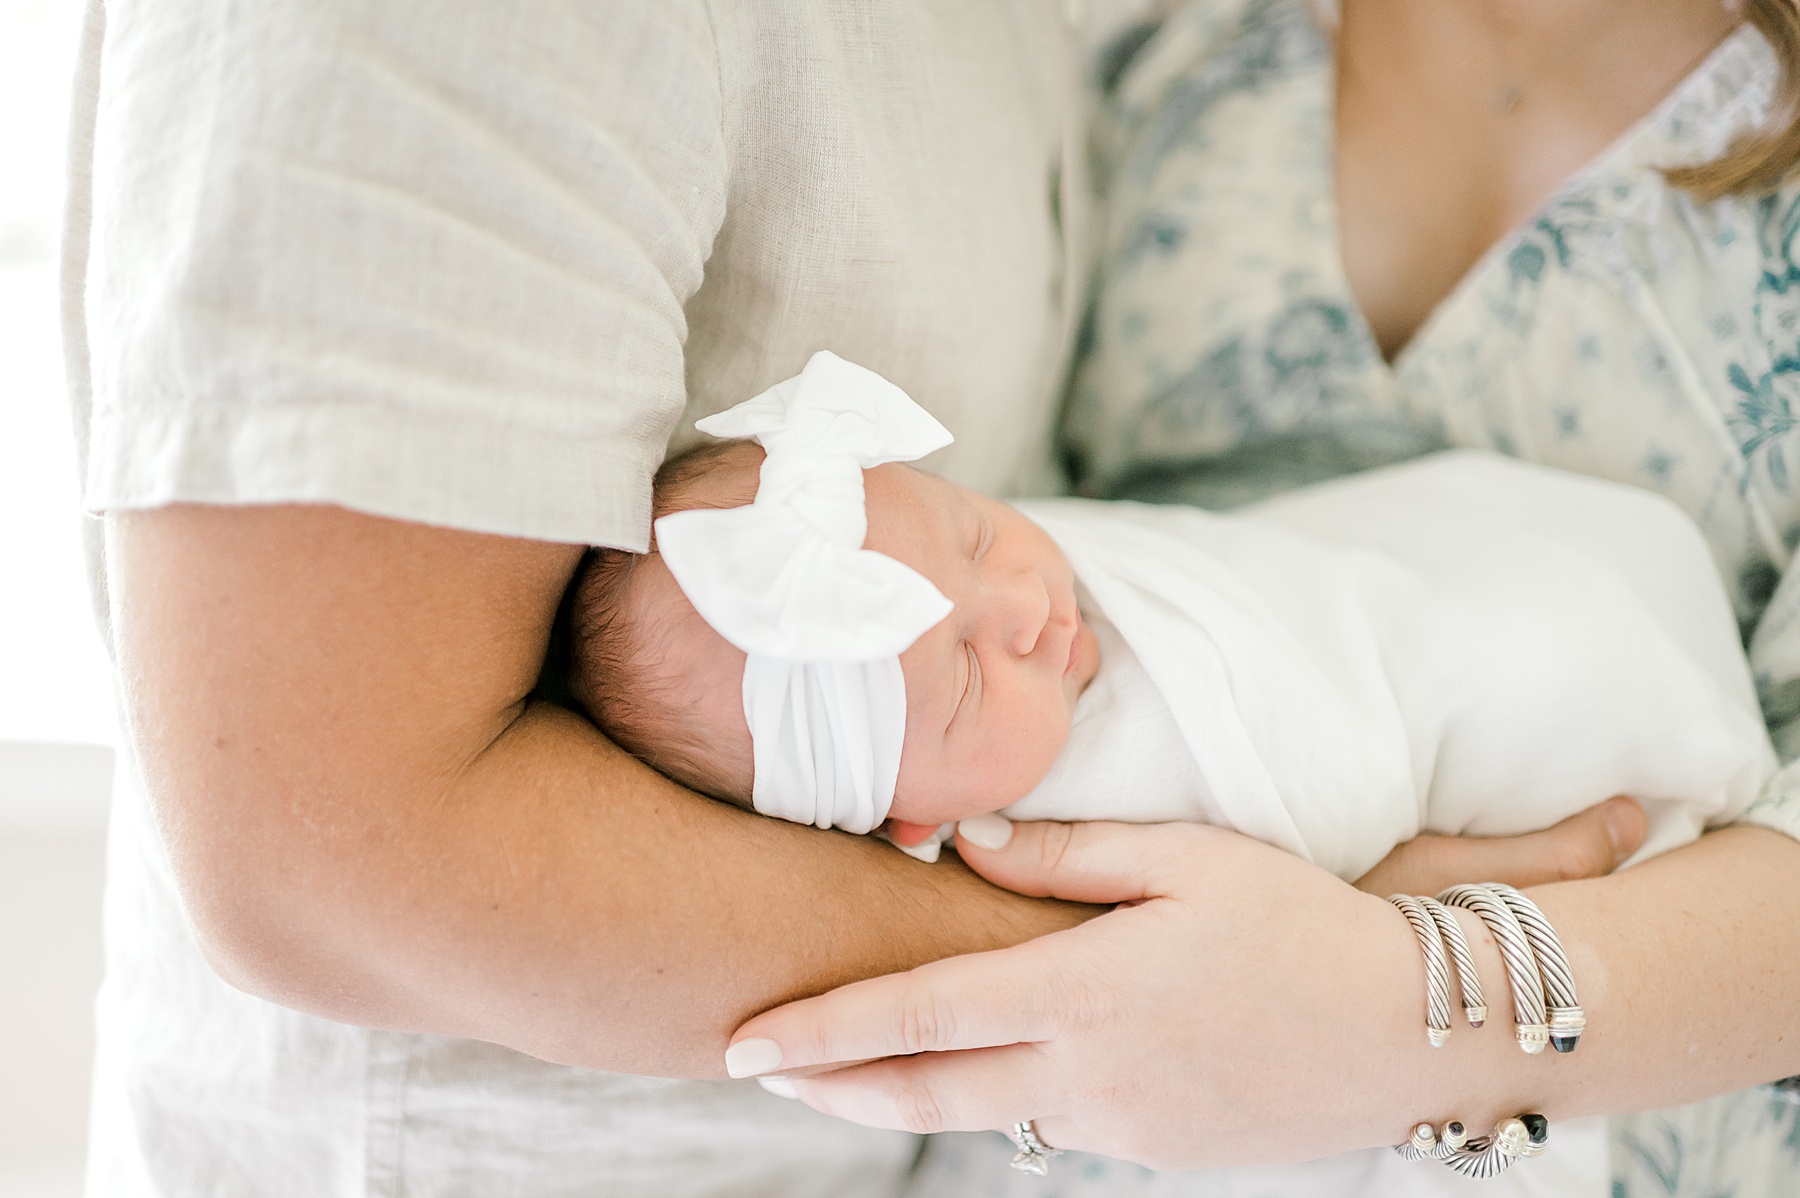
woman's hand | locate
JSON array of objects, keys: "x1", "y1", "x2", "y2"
[
  {"x1": 727, "y1": 801, "x2": 1646, "y2": 1169},
  {"x1": 736, "y1": 820, "x2": 1413, "y2": 1168}
]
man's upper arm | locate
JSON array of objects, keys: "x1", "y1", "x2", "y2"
[
  {"x1": 112, "y1": 501, "x2": 1091, "y2": 1075},
  {"x1": 79, "y1": 1, "x2": 1095, "y2": 1074},
  {"x1": 109, "y1": 502, "x2": 579, "y2": 1012}
]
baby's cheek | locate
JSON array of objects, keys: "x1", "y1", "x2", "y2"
[
  {"x1": 961, "y1": 720, "x2": 1062, "y2": 810},
  {"x1": 998, "y1": 702, "x2": 1073, "y2": 801},
  {"x1": 892, "y1": 705, "x2": 1070, "y2": 821},
  {"x1": 892, "y1": 737, "x2": 981, "y2": 824}
]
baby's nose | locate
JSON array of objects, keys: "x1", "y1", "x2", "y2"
[{"x1": 996, "y1": 571, "x2": 1052, "y2": 657}]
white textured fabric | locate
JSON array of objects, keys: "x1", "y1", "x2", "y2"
[
  {"x1": 657, "y1": 352, "x2": 954, "y2": 832},
  {"x1": 63, "y1": 1, "x2": 1093, "y2": 1194},
  {"x1": 1012, "y1": 453, "x2": 1775, "y2": 883}
]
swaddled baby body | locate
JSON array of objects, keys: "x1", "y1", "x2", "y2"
[
  {"x1": 571, "y1": 351, "x2": 1776, "y2": 1197},
  {"x1": 571, "y1": 353, "x2": 1773, "y2": 880}
]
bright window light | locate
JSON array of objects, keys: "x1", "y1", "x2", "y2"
[{"x1": 0, "y1": 0, "x2": 116, "y2": 748}]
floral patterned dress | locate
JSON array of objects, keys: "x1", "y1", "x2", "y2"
[{"x1": 907, "y1": 2, "x2": 1800, "y2": 1194}]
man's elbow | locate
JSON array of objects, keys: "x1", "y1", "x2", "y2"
[{"x1": 174, "y1": 830, "x2": 404, "y2": 1027}]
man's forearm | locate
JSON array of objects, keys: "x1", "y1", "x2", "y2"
[
  {"x1": 111, "y1": 502, "x2": 1088, "y2": 1078},
  {"x1": 302, "y1": 701, "x2": 1088, "y2": 1076}
]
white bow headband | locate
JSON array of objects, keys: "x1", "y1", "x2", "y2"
[{"x1": 654, "y1": 351, "x2": 954, "y2": 833}]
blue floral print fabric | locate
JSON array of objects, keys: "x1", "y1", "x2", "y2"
[{"x1": 915, "y1": 2, "x2": 1800, "y2": 1194}]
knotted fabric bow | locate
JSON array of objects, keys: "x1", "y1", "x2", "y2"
[{"x1": 654, "y1": 351, "x2": 955, "y2": 833}]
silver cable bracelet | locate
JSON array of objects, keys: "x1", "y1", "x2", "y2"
[
  {"x1": 1388, "y1": 883, "x2": 1577, "y2": 1177},
  {"x1": 1438, "y1": 884, "x2": 1552, "y2": 1054},
  {"x1": 1420, "y1": 894, "x2": 1488, "y2": 1029},
  {"x1": 1389, "y1": 895, "x2": 1455, "y2": 1045},
  {"x1": 1388, "y1": 894, "x2": 1490, "y2": 1044},
  {"x1": 1484, "y1": 883, "x2": 1585, "y2": 1053},
  {"x1": 1395, "y1": 1114, "x2": 1550, "y2": 1178}
]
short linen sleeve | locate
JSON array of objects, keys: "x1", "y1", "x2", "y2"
[{"x1": 81, "y1": 0, "x2": 728, "y2": 550}]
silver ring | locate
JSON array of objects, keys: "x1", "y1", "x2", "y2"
[{"x1": 1008, "y1": 1120, "x2": 1063, "y2": 1175}]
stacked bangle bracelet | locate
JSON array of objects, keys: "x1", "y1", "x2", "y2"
[
  {"x1": 1386, "y1": 883, "x2": 1582, "y2": 1178},
  {"x1": 1396, "y1": 1113, "x2": 1551, "y2": 1179}
]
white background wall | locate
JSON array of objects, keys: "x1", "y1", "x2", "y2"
[{"x1": 3, "y1": 0, "x2": 119, "y2": 1195}]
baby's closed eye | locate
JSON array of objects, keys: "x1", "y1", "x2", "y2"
[{"x1": 954, "y1": 641, "x2": 981, "y2": 723}]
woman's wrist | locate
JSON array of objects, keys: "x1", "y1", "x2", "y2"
[
  {"x1": 1396, "y1": 829, "x2": 1800, "y2": 1135},
  {"x1": 1358, "y1": 893, "x2": 1584, "y2": 1146}
]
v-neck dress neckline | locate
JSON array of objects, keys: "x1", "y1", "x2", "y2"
[
  {"x1": 1362, "y1": 23, "x2": 1769, "y2": 378},
  {"x1": 1069, "y1": 0, "x2": 1789, "y2": 587}
]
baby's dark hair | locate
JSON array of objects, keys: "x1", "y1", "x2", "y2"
[{"x1": 568, "y1": 440, "x2": 763, "y2": 802}]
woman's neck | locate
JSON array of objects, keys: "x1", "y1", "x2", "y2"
[{"x1": 1333, "y1": 0, "x2": 1740, "y2": 361}]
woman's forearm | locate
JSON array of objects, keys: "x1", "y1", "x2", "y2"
[
  {"x1": 1287, "y1": 823, "x2": 1800, "y2": 1140},
  {"x1": 729, "y1": 818, "x2": 1800, "y2": 1168},
  {"x1": 1324, "y1": 823, "x2": 1800, "y2": 1138},
  {"x1": 1506, "y1": 825, "x2": 1800, "y2": 1115},
  {"x1": 111, "y1": 502, "x2": 1090, "y2": 1079}
]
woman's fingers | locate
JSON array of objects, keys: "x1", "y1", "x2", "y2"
[
  {"x1": 729, "y1": 935, "x2": 1088, "y2": 1074},
  {"x1": 784, "y1": 1043, "x2": 1062, "y2": 1136},
  {"x1": 952, "y1": 816, "x2": 1206, "y2": 903},
  {"x1": 728, "y1": 821, "x2": 1235, "y2": 1077},
  {"x1": 736, "y1": 824, "x2": 1440, "y2": 1168},
  {"x1": 1353, "y1": 795, "x2": 1648, "y2": 896}
]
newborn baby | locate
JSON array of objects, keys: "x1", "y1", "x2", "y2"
[
  {"x1": 570, "y1": 352, "x2": 1101, "y2": 847},
  {"x1": 570, "y1": 352, "x2": 1775, "y2": 883}
]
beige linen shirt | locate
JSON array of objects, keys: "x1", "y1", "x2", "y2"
[{"x1": 65, "y1": 1, "x2": 1093, "y2": 1194}]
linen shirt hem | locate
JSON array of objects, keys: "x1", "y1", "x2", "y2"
[{"x1": 83, "y1": 401, "x2": 657, "y2": 550}]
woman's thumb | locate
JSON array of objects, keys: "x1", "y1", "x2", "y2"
[{"x1": 953, "y1": 815, "x2": 1179, "y2": 904}]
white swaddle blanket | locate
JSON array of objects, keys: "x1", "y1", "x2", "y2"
[
  {"x1": 1008, "y1": 452, "x2": 1774, "y2": 878},
  {"x1": 987, "y1": 452, "x2": 1775, "y2": 1198}
]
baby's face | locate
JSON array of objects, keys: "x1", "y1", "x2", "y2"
[{"x1": 862, "y1": 464, "x2": 1100, "y2": 827}]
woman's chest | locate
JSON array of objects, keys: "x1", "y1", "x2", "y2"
[
  {"x1": 1072, "y1": 0, "x2": 1800, "y2": 623},
  {"x1": 1332, "y1": 0, "x2": 1741, "y2": 361}
]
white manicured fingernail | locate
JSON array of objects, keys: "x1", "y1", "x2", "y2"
[
  {"x1": 958, "y1": 813, "x2": 1014, "y2": 851},
  {"x1": 725, "y1": 1038, "x2": 783, "y2": 1078},
  {"x1": 757, "y1": 1075, "x2": 798, "y2": 1099}
]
